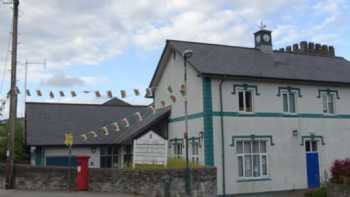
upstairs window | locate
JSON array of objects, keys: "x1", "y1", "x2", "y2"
[
  {"x1": 322, "y1": 93, "x2": 335, "y2": 114},
  {"x1": 191, "y1": 141, "x2": 200, "y2": 164},
  {"x1": 282, "y1": 91, "x2": 297, "y2": 113},
  {"x1": 238, "y1": 90, "x2": 253, "y2": 112},
  {"x1": 173, "y1": 142, "x2": 183, "y2": 158}
]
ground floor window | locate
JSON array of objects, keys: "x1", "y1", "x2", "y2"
[
  {"x1": 174, "y1": 142, "x2": 183, "y2": 158},
  {"x1": 236, "y1": 140, "x2": 268, "y2": 178},
  {"x1": 100, "y1": 146, "x2": 119, "y2": 168},
  {"x1": 191, "y1": 141, "x2": 200, "y2": 164}
]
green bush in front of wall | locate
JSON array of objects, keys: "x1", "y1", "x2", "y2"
[{"x1": 304, "y1": 187, "x2": 327, "y2": 197}]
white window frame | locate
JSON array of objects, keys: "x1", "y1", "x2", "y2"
[
  {"x1": 281, "y1": 90, "x2": 298, "y2": 114},
  {"x1": 237, "y1": 88, "x2": 255, "y2": 113},
  {"x1": 321, "y1": 92, "x2": 336, "y2": 115},
  {"x1": 191, "y1": 141, "x2": 200, "y2": 164},
  {"x1": 173, "y1": 142, "x2": 183, "y2": 159},
  {"x1": 236, "y1": 140, "x2": 269, "y2": 180}
]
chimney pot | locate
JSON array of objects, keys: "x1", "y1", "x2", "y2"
[
  {"x1": 329, "y1": 46, "x2": 335, "y2": 57},
  {"x1": 300, "y1": 41, "x2": 307, "y2": 53},
  {"x1": 321, "y1": 45, "x2": 329, "y2": 56},
  {"x1": 286, "y1": 46, "x2": 292, "y2": 52},
  {"x1": 315, "y1": 43, "x2": 321, "y2": 54},
  {"x1": 293, "y1": 44, "x2": 299, "y2": 53},
  {"x1": 308, "y1": 42, "x2": 315, "y2": 53}
]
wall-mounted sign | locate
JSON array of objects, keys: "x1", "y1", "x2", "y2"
[{"x1": 133, "y1": 130, "x2": 168, "y2": 167}]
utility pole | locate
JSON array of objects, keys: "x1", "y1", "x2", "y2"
[{"x1": 5, "y1": 0, "x2": 19, "y2": 189}]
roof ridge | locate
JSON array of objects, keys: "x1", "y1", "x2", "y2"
[
  {"x1": 167, "y1": 39, "x2": 258, "y2": 51},
  {"x1": 25, "y1": 102, "x2": 148, "y2": 107},
  {"x1": 273, "y1": 50, "x2": 346, "y2": 60}
]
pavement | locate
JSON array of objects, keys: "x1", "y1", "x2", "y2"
[
  {"x1": 235, "y1": 190, "x2": 306, "y2": 197},
  {"x1": 0, "y1": 190, "x2": 143, "y2": 197}
]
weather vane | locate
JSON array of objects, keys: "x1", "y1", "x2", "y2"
[{"x1": 258, "y1": 21, "x2": 266, "y2": 30}]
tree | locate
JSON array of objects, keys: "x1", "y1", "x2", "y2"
[{"x1": 0, "y1": 121, "x2": 28, "y2": 162}]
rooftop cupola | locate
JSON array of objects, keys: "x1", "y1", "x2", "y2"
[{"x1": 254, "y1": 22, "x2": 272, "y2": 53}]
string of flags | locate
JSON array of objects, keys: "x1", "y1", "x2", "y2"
[
  {"x1": 76, "y1": 104, "x2": 159, "y2": 142},
  {"x1": 5, "y1": 84, "x2": 187, "y2": 99}
]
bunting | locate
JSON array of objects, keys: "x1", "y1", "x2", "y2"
[
  {"x1": 80, "y1": 134, "x2": 88, "y2": 141},
  {"x1": 89, "y1": 131, "x2": 98, "y2": 138},
  {"x1": 107, "y1": 90, "x2": 113, "y2": 98},
  {"x1": 146, "y1": 88, "x2": 153, "y2": 97},
  {"x1": 122, "y1": 117, "x2": 129, "y2": 128},
  {"x1": 170, "y1": 95, "x2": 176, "y2": 103},
  {"x1": 120, "y1": 90, "x2": 127, "y2": 98},
  {"x1": 133, "y1": 89, "x2": 140, "y2": 96},
  {"x1": 101, "y1": 126, "x2": 109, "y2": 136},
  {"x1": 112, "y1": 122, "x2": 120, "y2": 132},
  {"x1": 135, "y1": 112, "x2": 143, "y2": 122}
]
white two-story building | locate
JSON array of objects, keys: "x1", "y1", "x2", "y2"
[{"x1": 149, "y1": 28, "x2": 350, "y2": 196}]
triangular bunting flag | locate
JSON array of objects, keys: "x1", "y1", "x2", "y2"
[
  {"x1": 89, "y1": 131, "x2": 98, "y2": 138},
  {"x1": 107, "y1": 90, "x2": 113, "y2": 98},
  {"x1": 36, "y1": 90, "x2": 42, "y2": 96},
  {"x1": 167, "y1": 85, "x2": 173, "y2": 93},
  {"x1": 95, "y1": 91, "x2": 101, "y2": 97},
  {"x1": 160, "y1": 100, "x2": 166, "y2": 107},
  {"x1": 135, "y1": 112, "x2": 143, "y2": 122},
  {"x1": 122, "y1": 118, "x2": 129, "y2": 128},
  {"x1": 59, "y1": 91, "x2": 65, "y2": 97},
  {"x1": 80, "y1": 134, "x2": 88, "y2": 141},
  {"x1": 146, "y1": 88, "x2": 153, "y2": 97},
  {"x1": 133, "y1": 89, "x2": 140, "y2": 96},
  {"x1": 112, "y1": 122, "x2": 120, "y2": 132},
  {"x1": 170, "y1": 95, "x2": 176, "y2": 103},
  {"x1": 26, "y1": 89, "x2": 31, "y2": 96},
  {"x1": 71, "y1": 91, "x2": 77, "y2": 97},
  {"x1": 49, "y1": 91, "x2": 54, "y2": 98},
  {"x1": 120, "y1": 90, "x2": 127, "y2": 98},
  {"x1": 180, "y1": 84, "x2": 186, "y2": 96},
  {"x1": 149, "y1": 105, "x2": 156, "y2": 114},
  {"x1": 101, "y1": 126, "x2": 109, "y2": 136}
]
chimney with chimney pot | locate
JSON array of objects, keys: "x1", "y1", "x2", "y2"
[
  {"x1": 308, "y1": 42, "x2": 315, "y2": 54},
  {"x1": 329, "y1": 46, "x2": 335, "y2": 57},
  {"x1": 293, "y1": 44, "x2": 299, "y2": 53},
  {"x1": 300, "y1": 41, "x2": 307, "y2": 53}
]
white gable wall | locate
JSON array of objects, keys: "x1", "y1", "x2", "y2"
[{"x1": 154, "y1": 51, "x2": 205, "y2": 162}]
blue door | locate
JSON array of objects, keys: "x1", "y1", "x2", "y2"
[{"x1": 305, "y1": 140, "x2": 320, "y2": 188}]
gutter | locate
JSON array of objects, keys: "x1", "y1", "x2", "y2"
[{"x1": 219, "y1": 80, "x2": 226, "y2": 196}]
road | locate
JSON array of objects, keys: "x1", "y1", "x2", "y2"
[{"x1": 0, "y1": 190, "x2": 143, "y2": 197}]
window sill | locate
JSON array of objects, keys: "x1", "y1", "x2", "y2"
[
  {"x1": 238, "y1": 112, "x2": 256, "y2": 116},
  {"x1": 282, "y1": 112, "x2": 298, "y2": 117},
  {"x1": 237, "y1": 177, "x2": 271, "y2": 182},
  {"x1": 322, "y1": 113, "x2": 336, "y2": 117}
]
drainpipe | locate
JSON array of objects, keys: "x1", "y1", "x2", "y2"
[{"x1": 219, "y1": 80, "x2": 226, "y2": 196}]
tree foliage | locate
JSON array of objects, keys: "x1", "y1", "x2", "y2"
[{"x1": 0, "y1": 121, "x2": 28, "y2": 162}]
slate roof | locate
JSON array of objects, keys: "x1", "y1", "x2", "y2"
[
  {"x1": 102, "y1": 98, "x2": 131, "y2": 106},
  {"x1": 150, "y1": 40, "x2": 350, "y2": 87},
  {"x1": 26, "y1": 102, "x2": 170, "y2": 146}
]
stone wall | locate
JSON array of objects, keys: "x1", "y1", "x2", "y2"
[
  {"x1": 89, "y1": 167, "x2": 217, "y2": 197},
  {"x1": 328, "y1": 183, "x2": 350, "y2": 197},
  {"x1": 0, "y1": 163, "x2": 217, "y2": 197}
]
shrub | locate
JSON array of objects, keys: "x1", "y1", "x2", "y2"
[
  {"x1": 304, "y1": 187, "x2": 327, "y2": 197},
  {"x1": 330, "y1": 159, "x2": 350, "y2": 184}
]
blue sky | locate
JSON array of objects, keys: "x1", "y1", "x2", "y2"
[{"x1": 0, "y1": 0, "x2": 349, "y2": 117}]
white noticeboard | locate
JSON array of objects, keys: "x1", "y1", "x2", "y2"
[{"x1": 133, "y1": 130, "x2": 168, "y2": 167}]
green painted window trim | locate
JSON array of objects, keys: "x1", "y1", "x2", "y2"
[
  {"x1": 168, "y1": 138, "x2": 184, "y2": 148},
  {"x1": 202, "y1": 77, "x2": 214, "y2": 166},
  {"x1": 169, "y1": 111, "x2": 350, "y2": 122},
  {"x1": 230, "y1": 135, "x2": 275, "y2": 146},
  {"x1": 277, "y1": 86, "x2": 302, "y2": 98},
  {"x1": 317, "y1": 88, "x2": 340, "y2": 99},
  {"x1": 300, "y1": 134, "x2": 326, "y2": 146},
  {"x1": 232, "y1": 84, "x2": 260, "y2": 96}
]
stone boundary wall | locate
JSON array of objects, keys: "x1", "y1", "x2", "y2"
[
  {"x1": 327, "y1": 183, "x2": 350, "y2": 197},
  {"x1": 0, "y1": 164, "x2": 217, "y2": 197}
]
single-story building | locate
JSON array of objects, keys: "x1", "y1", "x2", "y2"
[{"x1": 25, "y1": 98, "x2": 170, "y2": 168}]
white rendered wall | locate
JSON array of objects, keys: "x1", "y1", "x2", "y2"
[
  {"x1": 211, "y1": 79, "x2": 350, "y2": 195},
  {"x1": 154, "y1": 51, "x2": 205, "y2": 162}
]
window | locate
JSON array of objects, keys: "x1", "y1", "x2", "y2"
[
  {"x1": 322, "y1": 93, "x2": 335, "y2": 114},
  {"x1": 191, "y1": 141, "x2": 200, "y2": 164},
  {"x1": 174, "y1": 142, "x2": 183, "y2": 158},
  {"x1": 236, "y1": 140, "x2": 268, "y2": 178},
  {"x1": 305, "y1": 140, "x2": 318, "y2": 152},
  {"x1": 238, "y1": 90, "x2": 253, "y2": 112},
  {"x1": 100, "y1": 146, "x2": 119, "y2": 168},
  {"x1": 282, "y1": 91, "x2": 296, "y2": 113}
]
